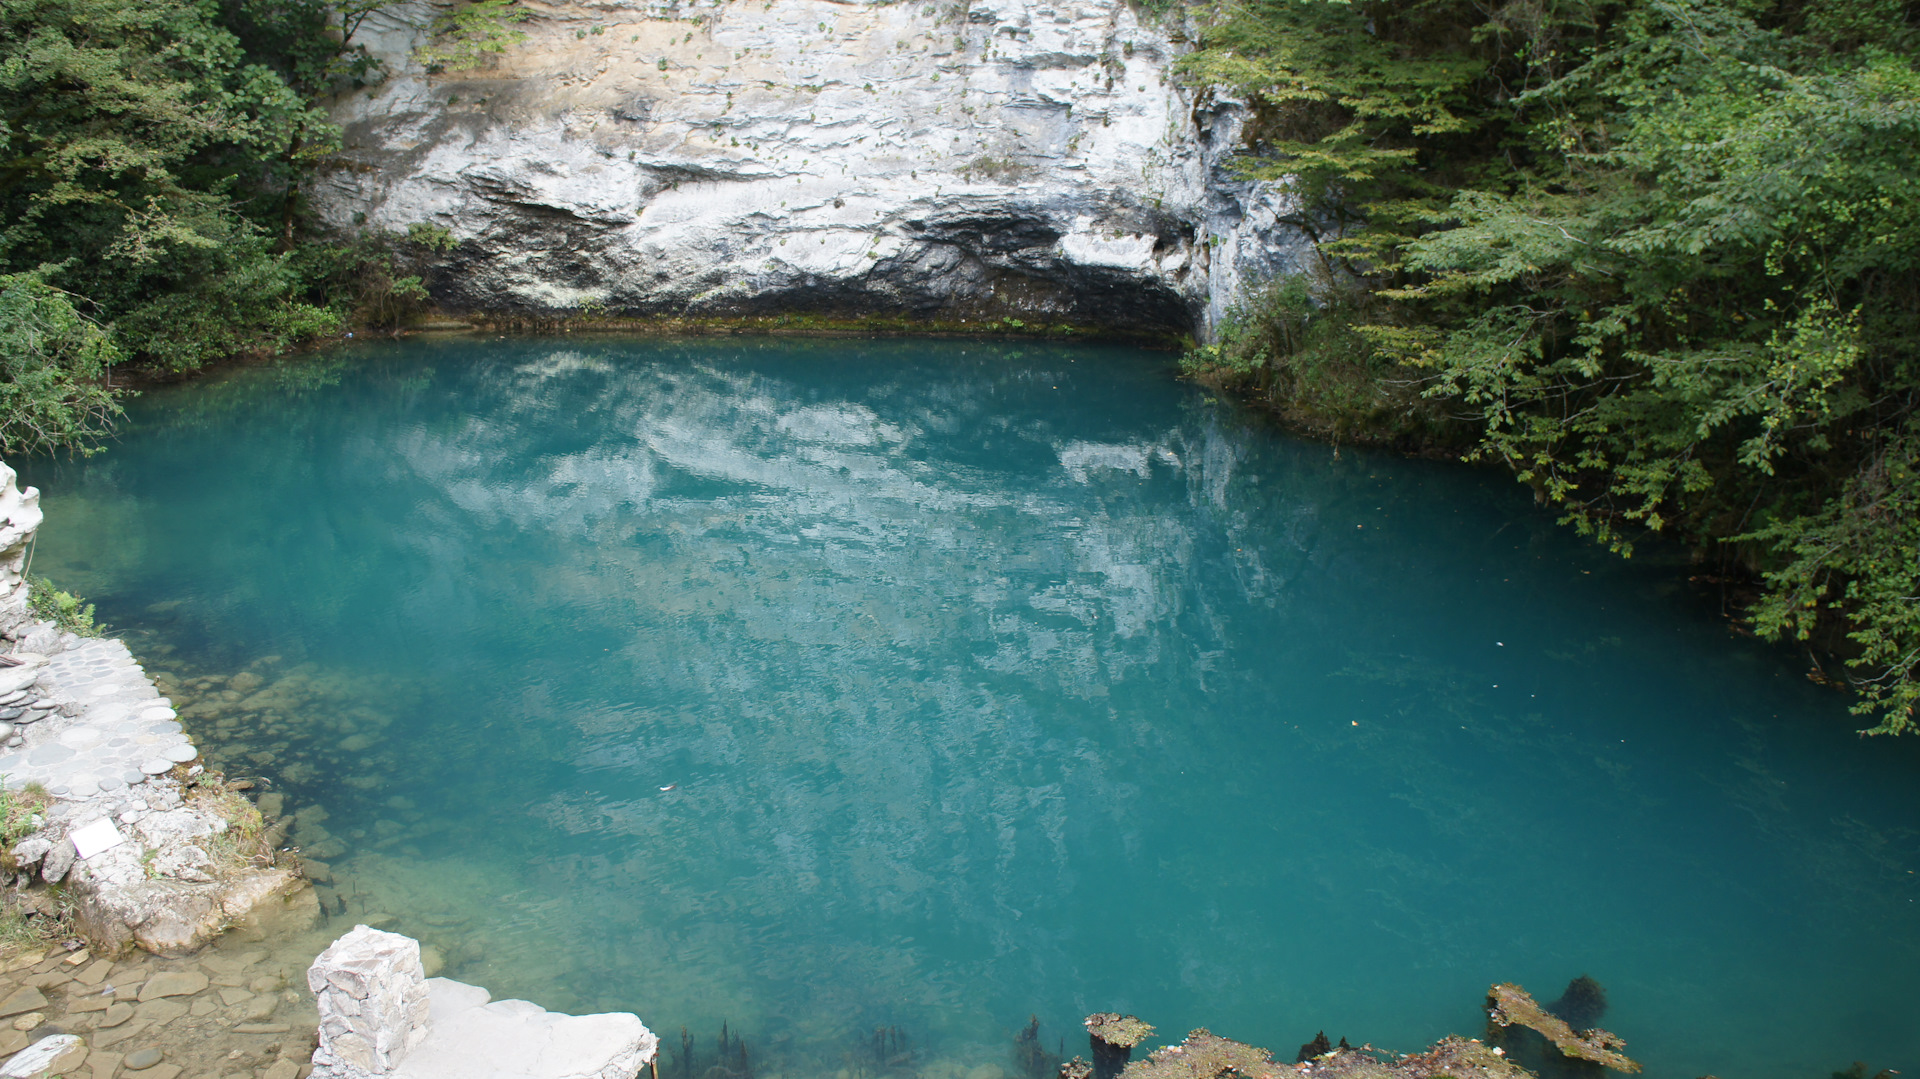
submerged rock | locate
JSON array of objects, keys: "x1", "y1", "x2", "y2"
[
  {"x1": 1546, "y1": 976, "x2": 1608, "y2": 1032},
  {"x1": 1085, "y1": 1014, "x2": 1153, "y2": 1079},
  {"x1": 1485, "y1": 983, "x2": 1639, "y2": 1074}
]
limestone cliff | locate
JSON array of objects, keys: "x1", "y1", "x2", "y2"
[{"x1": 317, "y1": 0, "x2": 1309, "y2": 337}]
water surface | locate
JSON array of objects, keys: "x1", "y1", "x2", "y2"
[{"x1": 22, "y1": 337, "x2": 1920, "y2": 1079}]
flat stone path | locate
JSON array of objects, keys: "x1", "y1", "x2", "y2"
[
  {"x1": 0, "y1": 640, "x2": 199, "y2": 799},
  {"x1": 0, "y1": 934, "x2": 318, "y2": 1079}
]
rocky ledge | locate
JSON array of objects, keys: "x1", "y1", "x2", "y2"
[
  {"x1": 318, "y1": 0, "x2": 1311, "y2": 337},
  {"x1": 0, "y1": 464, "x2": 303, "y2": 957},
  {"x1": 309, "y1": 925, "x2": 657, "y2": 1079}
]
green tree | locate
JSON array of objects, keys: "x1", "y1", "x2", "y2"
[
  {"x1": 0, "y1": 0, "x2": 339, "y2": 370},
  {"x1": 1181, "y1": 0, "x2": 1920, "y2": 731},
  {"x1": 0, "y1": 269, "x2": 122, "y2": 455}
]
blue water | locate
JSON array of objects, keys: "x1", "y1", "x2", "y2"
[{"x1": 19, "y1": 337, "x2": 1920, "y2": 1079}]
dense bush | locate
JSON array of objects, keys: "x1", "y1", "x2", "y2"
[
  {"x1": 1180, "y1": 0, "x2": 1920, "y2": 731},
  {"x1": 0, "y1": 0, "x2": 503, "y2": 418}
]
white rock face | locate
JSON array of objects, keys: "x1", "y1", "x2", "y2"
[
  {"x1": 0, "y1": 464, "x2": 42, "y2": 641},
  {"x1": 317, "y1": 0, "x2": 1309, "y2": 337}
]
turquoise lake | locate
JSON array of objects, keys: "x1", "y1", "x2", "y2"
[{"x1": 18, "y1": 337, "x2": 1920, "y2": 1079}]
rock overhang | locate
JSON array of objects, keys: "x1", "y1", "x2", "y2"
[{"x1": 315, "y1": 0, "x2": 1314, "y2": 339}]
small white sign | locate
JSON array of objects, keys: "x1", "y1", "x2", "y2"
[{"x1": 69, "y1": 818, "x2": 125, "y2": 860}]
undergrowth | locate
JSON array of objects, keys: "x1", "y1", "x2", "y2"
[{"x1": 25, "y1": 576, "x2": 102, "y2": 638}]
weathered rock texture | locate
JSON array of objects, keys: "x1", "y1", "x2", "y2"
[
  {"x1": 309, "y1": 925, "x2": 433, "y2": 1078},
  {"x1": 0, "y1": 467, "x2": 40, "y2": 644},
  {"x1": 308, "y1": 925, "x2": 659, "y2": 1079},
  {"x1": 318, "y1": 0, "x2": 1309, "y2": 337}
]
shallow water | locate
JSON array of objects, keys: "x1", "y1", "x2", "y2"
[{"x1": 19, "y1": 337, "x2": 1920, "y2": 1079}]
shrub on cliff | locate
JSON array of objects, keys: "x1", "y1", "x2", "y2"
[
  {"x1": 1181, "y1": 0, "x2": 1920, "y2": 731},
  {"x1": 0, "y1": 271, "x2": 122, "y2": 455},
  {"x1": 0, "y1": 0, "x2": 352, "y2": 384}
]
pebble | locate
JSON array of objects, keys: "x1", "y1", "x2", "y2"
[
  {"x1": 125, "y1": 1046, "x2": 163, "y2": 1070},
  {"x1": 98, "y1": 1002, "x2": 135, "y2": 1028},
  {"x1": 138, "y1": 758, "x2": 172, "y2": 775},
  {"x1": 10, "y1": 1011, "x2": 43, "y2": 1030}
]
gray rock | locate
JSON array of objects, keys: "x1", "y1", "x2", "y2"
[
  {"x1": 139, "y1": 758, "x2": 172, "y2": 775},
  {"x1": 137, "y1": 970, "x2": 209, "y2": 1000},
  {"x1": 124, "y1": 1046, "x2": 163, "y2": 1070},
  {"x1": 313, "y1": 0, "x2": 1308, "y2": 345},
  {"x1": 0, "y1": 662, "x2": 45, "y2": 698},
  {"x1": 39, "y1": 840, "x2": 74, "y2": 884},
  {"x1": 8, "y1": 836, "x2": 49, "y2": 870},
  {"x1": 162, "y1": 743, "x2": 197, "y2": 764}
]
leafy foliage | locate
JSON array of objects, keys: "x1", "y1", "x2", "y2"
[
  {"x1": 0, "y1": 0, "x2": 485, "y2": 452},
  {"x1": 0, "y1": 270, "x2": 122, "y2": 455},
  {"x1": 415, "y1": 0, "x2": 530, "y2": 72},
  {"x1": 1183, "y1": 0, "x2": 1920, "y2": 731},
  {"x1": 0, "y1": 0, "x2": 342, "y2": 369},
  {"x1": 27, "y1": 574, "x2": 102, "y2": 636}
]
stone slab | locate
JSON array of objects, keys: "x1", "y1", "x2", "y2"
[
  {"x1": 136, "y1": 972, "x2": 207, "y2": 1001},
  {"x1": 390, "y1": 978, "x2": 656, "y2": 1079}
]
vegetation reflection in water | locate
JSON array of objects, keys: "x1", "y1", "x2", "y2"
[{"x1": 19, "y1": 337, "x2": 1920, "y2": 1079}]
